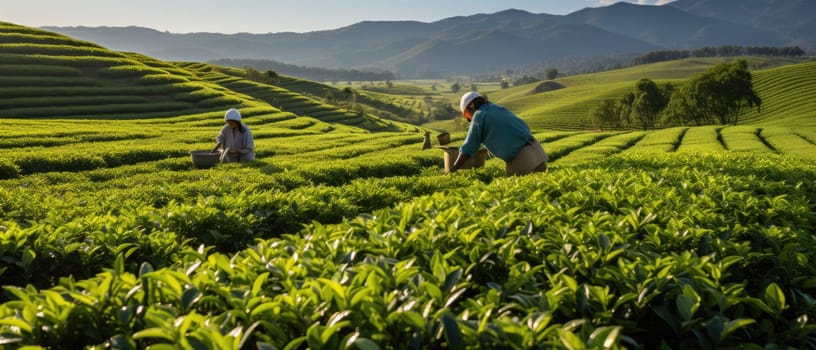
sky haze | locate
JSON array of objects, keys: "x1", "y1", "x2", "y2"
[{"x1": 2, "y1": 0, "x2": 675, "y2": 34}]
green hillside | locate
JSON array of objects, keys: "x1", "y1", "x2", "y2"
[
  {"x1": 2, "y1": 22, "x2": 816, "y2": 349},
  {"x1": 0, "y1": 22, "x2": 256, "y2": 119},
  {"x1": 273, "y1": 75, "x2": 434, "y2": 129},
  {"x1": 175, "y1": 63, "x2": 407, "y2": 131},
  {"x1": 739, "y1": 61, "x2": 816, "y2": 127},
  {"x1": 421, "y1": 57, "x2": 815, "y2": 131},
  {"x1": 0, "y1": 21, "x2": 415, "y2": 133}
]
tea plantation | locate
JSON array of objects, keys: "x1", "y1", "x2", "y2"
[{"x1": 1, "y1": 21, "x2": 816, "y2": 349}]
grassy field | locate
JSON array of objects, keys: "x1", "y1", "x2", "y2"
[
  {"x1": 422, "y1": 57, "x2": 816, "y2": 131},
  {"x1": 1, "y1": 21, "x2": 816, "y2": 349}
]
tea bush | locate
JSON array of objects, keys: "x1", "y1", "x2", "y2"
[{"x1": 2, "y1": 153, "x2": 814, "y2": 349}]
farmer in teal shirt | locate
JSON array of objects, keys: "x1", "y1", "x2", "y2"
[{"x1": 450, "y1": 92, "x2": 548, "y2": 175}]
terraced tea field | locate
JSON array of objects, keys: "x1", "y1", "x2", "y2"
[
  {"x1": 472, "y1": 57, "x2": 816, "y2": 131},
  {"x1": 1, "y1": 21, "x2": 816, "y2": 349}
]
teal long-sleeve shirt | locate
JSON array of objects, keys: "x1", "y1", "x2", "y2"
[{"x1": 459, "y1": 103, "x2": 533, "y2": 162}]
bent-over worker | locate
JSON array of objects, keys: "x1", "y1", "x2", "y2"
[{"x1": 449, "y1": 92, "x2": 547, "y2": 175}]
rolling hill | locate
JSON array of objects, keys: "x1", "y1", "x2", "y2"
[
  {"x1": 482, "y1": 57, "x2": 816, "y2": 130},
  {"x1": 0, "y1": 23, "x2": 249, "y2": 119},
  {"x1": 0, "y1": 21, "x2": 417, "y2": 133}
]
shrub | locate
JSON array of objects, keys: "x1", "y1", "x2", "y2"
[
  {"x1": 15, "y1": 154, "x2": 107, "y2": 174},
  {"x1": 97, "y1": 65, "x2": 168, "y2": 78},
  {"x1": 0, "y1": 43, "x2": 125, "y2": 57},
  {"x1": 135, "y1": 74, "x2": 190, "y2": 85},
  {"x1": 0, "y1": 64, "x2": 82, "y2": 76},
  {"x1": 0, "y1": 159, "x2": 19, "y2": 179},
  {"x1": 101, "y1": 149, "x2": 183, "y2": 167}
]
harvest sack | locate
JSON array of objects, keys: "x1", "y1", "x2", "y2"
[{"x1": 506, "y1": 137, "x2": 547, "y2": 176}]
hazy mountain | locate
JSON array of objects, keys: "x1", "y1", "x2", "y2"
[
  {"x1": 340, "y1": 23, "x2": 660, "y2": 76},
  {"x1": 669, "y1": 0, "x2": 816, "y2": 50},
  {"x1": 565, "y1": 2, "x2": 785, "y2": 48},
  {"x1": 40, "y1": 1, "x2": 812, "y2": 78}
]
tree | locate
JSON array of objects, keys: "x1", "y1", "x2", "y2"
[
  {"x1": 324, "y1": 90, "x2": 337, "y2": 104},
  {"x1": 663, "y1": 60, "x2": 761, "y2": 126},
  {"x1": 265, "y1": 70, "x2": 279, "y2": 85},
  {"x1": 423, "y1": 96, "x2": 433, "y2": 118},
  {"x1": 696, "y1": 59, "x2": 761, "y2": 125},
  {"x1": 342, "y1": 87, "x2": 356, "y2": 107},
  {"x1": 662, "y1": 84, "x2": 710, "y2": 126},
  {"x1": 590, "y1": 100, "x2": 622, "y2": 130},
  {"x1": 451, "y1": 83, "x2": 461, "y2": 93},
  {"x1": 244, "y1": 67, "x2": 263, "y2": 82},
  {"x1": 513, "y1": 75, "x2": 539, "y2": 86},
  {"x1": 616, "y1": 92, "x2": 635, "y2": 125},
  {"x1": 545, "y1": 68, "x2": 558, "y2": 80},
  {"x1": 429, "y1": 101, "x2": 458, "y2": 121},
  {"x1": 631, "y1": 78, "x2": 667, "y2": 130}
]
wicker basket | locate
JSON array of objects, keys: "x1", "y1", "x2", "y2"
[
  {"x1": 438, "y1": 147, "x2": 488, "y2": 172},
  {"x1": 190, "y1": 150, "x2": 220, "y2": 168},
  {"x1": 437, "y1": 132, "x2": 451, "y2": 145}
]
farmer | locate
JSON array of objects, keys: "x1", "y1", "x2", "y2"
[
  {"x1": 215, "y1": 108, "x2": 255, "y2": 162},
  {"x1": 449, "y1": 92, "x2": 547, "y2": 175}
]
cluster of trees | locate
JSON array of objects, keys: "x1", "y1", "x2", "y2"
[
  {"x1": 244, "y1": 67, "x2": 279, "y2": 85},
  {"x1": 501, "y1": 68, "x2": 558, "y2": 87},
  {"x1": 508, "y1": 75, "x2": 540, "y2": 87},
  {"x1": 450, "y1": 82, "x2": 483, "y2": 93},
  {"x1": 322, "y1": 84, "x2": 457, "y2": 125},
  {"x1": 633, "y1": 46, "x2": 805, "y2": 65},
  {"x1": 211, "y1": 58, "x2": 395, "y2": 82},
  {"x1": 426, "y1": 100, "x2": 459, "y2": 121},
  {"x1": 592, "y1": 60, "x2": 761, "y2": 130},
  {"x1": 323, "y1": 87, "x2": 357, "y2": 107},
  {"x1": 470, "y1": 68, "x2": 561, "y2": 89}
]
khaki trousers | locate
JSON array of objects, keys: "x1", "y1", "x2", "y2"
[{"x1": 506, "y1": 138, "x2": 548, "y2": 176}]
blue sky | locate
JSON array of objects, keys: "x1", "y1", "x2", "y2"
[{"x1": 2, "y1": 0, "x2": 673, "y2": 34}]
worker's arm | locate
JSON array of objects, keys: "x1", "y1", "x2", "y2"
[{"x1": 449, "y1": 153, "x2": 471, "y2": 173}]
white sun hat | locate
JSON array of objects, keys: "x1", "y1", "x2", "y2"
[
  {"x1": 459, "y1": 91, "x2": 482, "y2": 113},
  {"x1": 224, "y1": 108, "x2": 242, "y2": 122}
]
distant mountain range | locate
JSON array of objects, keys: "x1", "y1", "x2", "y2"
[{"x1": 41, "y1": 0, "x2": 814, "y2": 78}]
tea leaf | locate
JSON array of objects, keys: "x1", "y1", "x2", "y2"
[
  {"x1": 720, "y1": 318, "x2": 755, "y2": 340},
  {"x1": 387, "y1": 309, "x2": 424, "y2": 330},
  {"x1": 181, "y1": 287, "x2": 201, "y2": 309},
  {"x1": 0, "y1": 318, "x2": 33, "y2": 333},
  {"x1": 588, "y1": 326, "x2": 622, "y2": 349},
  {"x1": 558, "y1": 328, "x2": 586, "y2": 350},
  {"x1": 252, "y1": 272, "x2": 270, "y2": 296},
  {"x1": 133, "y1": 328, "x2": 174, "y2": 342},
  {"x1": 764, "y1": 283, "x2": 787, "y2": 315},
  {"x1": 441, "y1": 312, "x2": 464, "y2": 350},
  {"x1": 677, "y1": 285, "x2": 700, "y2": 322},
  {"x1": 350, "y1": 337, "x2": 380, "y2": 350}
]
